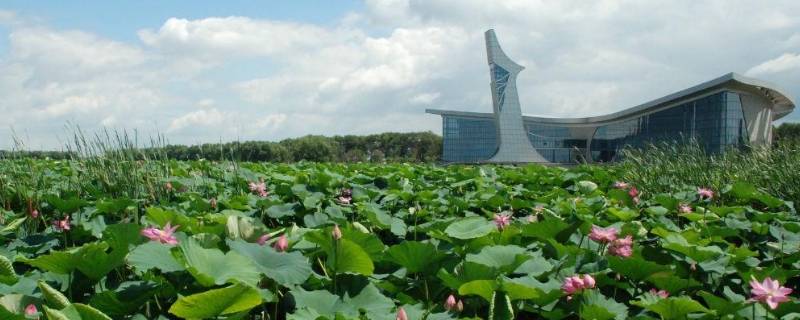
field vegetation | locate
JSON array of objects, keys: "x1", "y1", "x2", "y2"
[{"x1": 0, "y1": 132, "x2": 799, "y2": 319}]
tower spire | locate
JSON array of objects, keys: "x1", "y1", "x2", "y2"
[{"x1": 484, "y1": 29, "x2": 547, "y2": 163}]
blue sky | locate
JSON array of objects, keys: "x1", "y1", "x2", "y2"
[
  {"x1": 1, "y1": 1, "x2": 799, "y2": 149},
  {"x1": 4, "y1": 1, "x2": 363, "y2": 37}
]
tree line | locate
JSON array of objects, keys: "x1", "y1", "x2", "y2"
[
  {"x1": 0, "y1": 132, "x2": 443, "y2": 163},
  {"x1": 774, "y1": 122, "x2": 800, "y2": 144},
  {"x1": 151, "y1": 132, "x2": 442, "y2": 162}
]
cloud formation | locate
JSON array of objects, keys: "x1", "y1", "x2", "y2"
[{"x1": 1, "y1": 1, "x2": 800, "y2": 149}]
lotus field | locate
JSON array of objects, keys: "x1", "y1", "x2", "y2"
[{"x1": 1, "y1": 160, "x2": 799, "y2": 319}]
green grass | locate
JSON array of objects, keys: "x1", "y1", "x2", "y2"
[{"x1": 615, "y1": 141, "x2": 800, "y2": 203}]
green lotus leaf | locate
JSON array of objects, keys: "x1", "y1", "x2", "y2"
[
  {"x1": 465, "y1": 245, "x2": 530, "y2": 272},
  {"x1": 266, "y1": 203, "x2": 296, "y2": 219},
  {"x1": 74, "y1": 303, "x2": 113, "y2": 320},
  {"x1": 0, "y1": 255, "x2": 17, "y2": 285},
  {"x1": 290, "y1": 283, "x2": 394, "y2": 320},
  {"x1": 489, "y1": 291, "x2": 514, "y2": 320},
  {"x1": 179, "y1": 238, "x2": 260, "y2": 287},
  {"x1": 520, "y1": 217, "x2": 570, "y2": 240},
  {"x1": 607, "y1": 255, "x2": 670, "y2": 281},
  {"x1": 19, "y1": 250, "x2": 77, "y2": 275},
  {"x1": 580, "y1": 291, "x2": 628, "y2": 320},
  {"x1": 38, "y1": 280, "x2": 70, "y2": 309},
  {"x1": 637, "y1": 296, "x2": 713, "y2": 320},
  {"x1": 168, "y1": 283, "x2": 262, "y2": 319},
  {"x1": 458, "y1": 280, "x2": 497, "y2": 302},
  {"x1": 444, "y1": 216, "x2": 495, "y2": 240},
  {"x1": 127, "y1": 242, "x2": 184, "y2": 274},
  {"x1": 386, "y1": 241, "x2": 442, "y2": 274},
  {"x1": 227, "y1": 239, "x2": 312, "y2": 285}
]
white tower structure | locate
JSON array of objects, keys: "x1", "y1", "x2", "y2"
[{"x1": 485, "y1": 30, "x2": 548, "y2": 163}]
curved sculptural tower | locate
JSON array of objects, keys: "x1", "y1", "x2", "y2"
[{"x1": 485, "y1": 29, "x2": 548, "y2": 163}]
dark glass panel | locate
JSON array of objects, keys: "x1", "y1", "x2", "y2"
[
  {"x1": 442, "y1": 116, "x2": 498, "y2": 162},
  {"x1": 589, "y1": 91, "x2": 749, "y2": 162},
  {"x1": 524, "y1": 122, "x2": 586, "y2": 163}
]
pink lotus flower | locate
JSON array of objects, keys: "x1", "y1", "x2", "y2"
[
  {"x1": 582, "y1": 274, "x2": 596, "y2": 288},
  {"x1": 396, "y1": 307, "x2": 408, "y2": 320},
  {"x1": 332, "y1": 224, "x2": 342, "y2": 240},
  {"x1": 53, "y1": 216, "x2": 71, "y2": 232},
  {"x1": 750, "y1": 276, "x2": 792, "y2": 310},
  {"x1": 608, "y1": 235, "x2": 633, "y2": 258},
  {"x1": 273, "y1": 234, "x2": 288, "y2": 252},
  {"x1": 628, "y1": 186, "x2": 640, "y2": 198},
  {"x1": 249, "y1": 181, "x2": 268, "y2": 197},
  {"x1": 561, "y1": 276, "x2": 583, "y2": 295},
  {"x1": 257, "y1": 234, "x2": 270, "y2": 246},
  {"x1": 697, "y1": 187, "x2": 714, "y2": 200},
  {"x1": 589, "y1": 225, "x2": 618, "y2": 243},
  {"x1": 210, "y1": 198, "x2": 217, "y2": 209},
  {"x1": 30, "y1": 209, "x2": 39, "y2": 219},
  {"x1": 444, "y1": 294, "x2": 457, "y2": 311},
  {"x1": 678, "y1": 203, "x2": 692, "y2": 214},
  {"x1": 562, "y1": 274, "x2": 596, "y2": 298},
  {"x1": 649, "y1": 288, "x2": 670, "y2": 298},
  {"x1": 493, "y1": 213, "x2": 512, "y2": 230},
  {"x1": 25, "y1": 304, "x2": 37, "y2": 316},
  {"x1": 613, "y1": 181, "x2": 630, "y2": 189},
  {"x1": 456, "y1": 300, "x2": 463, "y2": 312},
  {"x1": 141, "y1": 222, "x2": 179, "y2": 245}
]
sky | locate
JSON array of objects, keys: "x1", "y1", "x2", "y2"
[{"x1": 1, "y1": 1, "x2": 799, "y2": 150}]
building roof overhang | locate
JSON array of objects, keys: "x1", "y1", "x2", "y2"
[{"x1": 426, "y1": 73, "x2": 796, "y2": 126}]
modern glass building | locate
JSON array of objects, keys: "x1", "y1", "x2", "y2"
[{"x1": 427, "y1": 30, "x2": 796, "y2": 164}]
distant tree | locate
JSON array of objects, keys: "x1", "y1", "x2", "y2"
[
  {"x1": 775, "y1": 123, "x2": 800, "y2": 145},
  {"x1": 282, "y1": 135, "x2": 341, "y2": 162},
  {"x1": 104, "y1": 131, "x2": 442, "y2": 163},
  {"x1": 343, "y1": 149, "x2": 367, "y2": 162},
  {"x1": 369, "y1": 149, "x2": 385, "y2": 163}
]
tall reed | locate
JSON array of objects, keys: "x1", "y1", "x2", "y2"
[{"x1": 616, "y1": 141, "x2": 800, "y2": 203}]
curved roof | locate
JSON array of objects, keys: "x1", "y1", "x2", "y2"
[{"x1": 427, "y1": 72, "x2": 796, "y2": 126}]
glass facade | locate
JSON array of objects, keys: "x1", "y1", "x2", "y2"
[
  {"x1": 439, "y1": 91, "x2": 750, "y2": 164},
  {"x1": 590, "y1": 91, "x2": 748, "y2": 162},
  {"x1": 523, "y1": 123, "x2": 587, "y2": 163},
  {"x1": 491, "y1": 64, "x2": 510, "y2": 109},
  {"x1": 442, "y1": 116, "x2": 498, "y2": 162}
]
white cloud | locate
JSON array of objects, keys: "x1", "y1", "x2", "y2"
[
  {"x1": 168, "y1": 108, "x2": 226, "y2": 132},
  {"x1": 409, "y1": 92, "x2": 440, "y2": 104},
  {"x1": 196, "y1": 98, "x2": 216, "y2": 108},
  {"x1": 10, "y1": 28, "x2": 148, "y2": 78},
  {"x1": 3, "y1": 1, "x2": 800, "y2": 149},
  {"x1": 255, "y1": 114, "x2": 288, "y2": 129},
  {"x1": 0, "y1": 10, "x2": 17, "y2": 25},
  {"x1": 746, "y1": 53, "x2": 800, "y2": 76},
  {"x1": 0, "y1": 25, "x2": 170, "y2": 149},
  {"x1": 138, "y1": 16, "x2": 363, "y2": 59}
]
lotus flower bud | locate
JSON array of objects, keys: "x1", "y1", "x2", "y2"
[
  {"x1": 582, "y1": 274, "x2": 596, "y2": 288},
  {"x1": 25, "y1": 304, "x2": 37, "y2": 316},
  {"x1": 444, "y1": 294, "x2": 457, "y2": 311},
  {"x1": 396, "y1": 307, "x2": 408, "y2": 320},
  {"x1": 273, "y1": 234, "x2": 288, "y2": 252},
  {"x1": 332, "y1": 224, "x2": 342, "y2": 240},
  {"x1": 257, "y1": 234, "x2": 270, "y2": 246}
]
